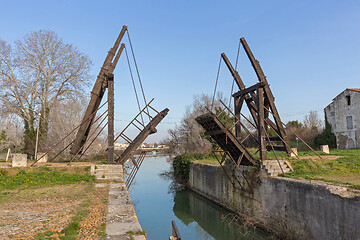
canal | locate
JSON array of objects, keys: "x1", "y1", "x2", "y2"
[{"x1": 128, "y1": 156, "x2": 271, "y2": 240}]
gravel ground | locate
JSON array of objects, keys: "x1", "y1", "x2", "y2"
[{"x1": 0, "y1": 182, "x2": 109, "y2": 239}]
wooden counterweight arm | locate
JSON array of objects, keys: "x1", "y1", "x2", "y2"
[
  {"x1": 221, "y1": 52, "x2": 259, "y2": 128},
  {"x1": 240, "y1": 37, "x2": 291, "y2": 154},
  {"x1": 70, "y1": 26, "x2": 127, "y2": 155}
]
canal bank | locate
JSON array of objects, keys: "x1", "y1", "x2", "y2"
[
  {"x1": 188, "y1": 161, "x2": 360, "y2": 240},
  {"x1": 91, "y1": 164, "x2": 146, "y2": 240}
]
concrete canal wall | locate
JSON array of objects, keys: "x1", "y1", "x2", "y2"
[
  {"x1": 188, "y1": 162, "x2": 360, "y2": 240},
  {"x1": 91, "y1": 165, "x2": 146, "y2": 240}
]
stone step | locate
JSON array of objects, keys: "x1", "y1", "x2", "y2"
[
  {"x1": 95, "y1": 173, "x2": 122, "y2": 177},
  {"x1": 262, "y1": 160, "x2": 292, "y2": 176},
  {"x1": 96, "y1": 176, "x2": 122, "y2": 180},
  {"x1": 264, "y1": 168, "x2": 290, "y2": 173},
  {"x1": 262, "y1": 162, "x2": 288, "y2": 167},
  {"x1": 95, "y1": 169, "x2": 123, "y2": 174},
  {"x1": 262, "y1": 164, "x2": 289, "y2": 170},
  {"x1": 93, "y1": 164, "x2": 124, "y2": 180},
  {"x1": 95, "y1": 176, "x2": 122, "y2": 180},
  {"x1": 262, "y1": 160, "x2": 286, "y2": 165},
  {"x1": 95, "y1": 165, "x2": 122, "y2": 170},
  {"x1": 267, "y1": 172, "x2": 279, "y2": 177}
]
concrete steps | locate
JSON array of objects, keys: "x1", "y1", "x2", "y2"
[
  {"x1": 90, "y1": 164, "x2": 123, "y2": 180},
  {"x1": 262, "y1": 160, "x2": 292, "y2": 176}
]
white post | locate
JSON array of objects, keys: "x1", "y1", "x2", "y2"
[
  {"x1": 5, "y1": 148, "x2": 10, "y2": 162},
  {"x1": 34, "y1": 113, "x2": 41, "y2": 162},
  {"x1": 15, "y1": 124, "x2": 18, "y2": 153}
]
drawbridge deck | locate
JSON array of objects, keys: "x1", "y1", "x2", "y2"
[{"x1": 196, "y1": 112, "x2": 259, "y2": 166}]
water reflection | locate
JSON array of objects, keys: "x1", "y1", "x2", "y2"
[
  {"x1": 173, "y1": 190, "x2": 270, "y2": 240},
  {"x1": 129, "y1": 156, "x2": 271, "y2": 240}
]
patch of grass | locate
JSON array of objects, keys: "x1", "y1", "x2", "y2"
[
  {"x1": 98, "y1": 222, "x2": 107, "y2": 239},
  {"x1": 33, "y1": 230, "x2": 56, "y2": 240},
  {"x1": 285, "y1": 149, "x2": 360, "y2": 189},
  {"x1": 61, "y1": 201, "x2": 90, "y2": 240},
  {"x1": 136, "y1": 229, "x2": 146, "y2": 236},
  {"x1": 0, "y1": 169, "x2": 8, "y2": 176},
  {"x1": 0, "y1": 168, "x2": 95, "y2": 191},
  {"x1": 127, "y1": 229, "x2": 146, "y2": 239},
  {"x1": 191, "y1": 153, "x2": 219, "y2": 165}
]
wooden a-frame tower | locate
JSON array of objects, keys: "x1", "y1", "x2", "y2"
[{"x1": 196, "y1": 37, "x2": 291, "y2": 165}]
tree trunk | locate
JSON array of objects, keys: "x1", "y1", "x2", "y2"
[
  {"x1": 23, "y1": 115, "x2": 36, "y2": 156},
  {"x1": 39, "y1": 106, "x2": 50, "y2": 151}
]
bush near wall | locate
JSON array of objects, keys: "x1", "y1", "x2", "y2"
[
  {"x1": 173, "y1": 153, "x2": 217, "y2": 183},
  {"x1": 173, "y1": 153, "x2": 191, "y2": 183},
  {"x1": 313, "y1": 114, "x2": 336, "y2": 149}
]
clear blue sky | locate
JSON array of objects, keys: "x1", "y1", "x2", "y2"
[{"x1": 1, "y1": 0, "x2": 359, "y2": 142}]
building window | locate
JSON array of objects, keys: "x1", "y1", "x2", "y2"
[
  {"x1": 331, "y1": 112, "x2": 335, "y2": 117},
  {"x1": 346, "y1": 116, "x2": 353, "y2": 129},
  {"x1": 346, "y1": 95, "x2": 351, "y2": 105}
]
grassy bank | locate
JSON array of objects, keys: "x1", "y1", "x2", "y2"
[
  {"x1": 0, "y1": 166, "x2": 94, "y2": 191},
  {"x1": 285, "y1": 149, "x2": 360, "y2": 189},
  {"x1": 173, "y1": 149, "x2": 360, "y2": 190}
]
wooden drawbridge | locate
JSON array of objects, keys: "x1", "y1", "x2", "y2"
[{"x1": 196, "y1": 112, "x2": 258, "y2": 166}]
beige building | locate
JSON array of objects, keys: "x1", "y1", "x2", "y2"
[
  {"x1": 114, "y1": 142, "x2": 129, "y2": 150},
  {"x1": 325, "y1": 88, "x2": 360, "y2": 149}
]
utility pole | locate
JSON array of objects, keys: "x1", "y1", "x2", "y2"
[
  {"x1": 34, "y1": 112, "x2": 41, "y2": 161},
  {"x1": 15, "y1": 124, "x2": 17, "y2": 153}
]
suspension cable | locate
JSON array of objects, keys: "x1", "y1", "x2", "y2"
[
  {"x1": 68, "y1": 111, "x2": 109, "y2": 165},
  {"x1": 66, "y1": 109, "x2": 108, "y2": 165},
  {"x1": 31, "y1": 100, "x2": 108, "y2": 166},
  {"x1": 229, "y1": 39, "x2": 242, "y2": 109},
  {"x1": 212, "y1": 56, "x2": 222, "y2": 110},
  {"x1": 126, "y1": 30, "x2": 151, "y2": 121},
  {"x1": 125, "y1": 46, "x2": 144, "y2": 125}
]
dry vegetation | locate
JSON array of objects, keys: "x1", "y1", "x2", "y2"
[{"x1": 0, "y1": 165, "x2": 109, "y2": 240}]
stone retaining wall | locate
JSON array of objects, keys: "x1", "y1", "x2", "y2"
[{"x1": 189, "y1": 162, "x2": 360, "y2": 240}]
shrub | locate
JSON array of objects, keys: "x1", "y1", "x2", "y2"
[
  {"x1": 172, "y1": 153, "x2": 191, "y2": 182},
  {"x1": 313, "y1": 113, "x2": 336, "y2": 148}
]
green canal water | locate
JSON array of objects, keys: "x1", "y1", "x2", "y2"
[{"x1": 128, "y1": 156, "x2": 272, "y2": 240}]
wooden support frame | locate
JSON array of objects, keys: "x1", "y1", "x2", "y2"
[
  {"x1": 219, "y1": 37, "x2": 291, "y2": 162},
  {"x1": 71, "y1": 26, "x2": 127, "y2": 156}
]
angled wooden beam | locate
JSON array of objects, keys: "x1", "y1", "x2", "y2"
[
  {"x1": 107, "y1": 74, "x2": 114, "y2": 164},
  {"x1": 234, "y1": 96, "x2": 243, "y2": 138},
  {"x1": 258, "y1": 88, "x2": 267, "y2": 161},
  {"x1": 240, "y1": 37, "x2": 291, "y2": 154},
  {"x1": 71, "y1": 26, "x2": 127, "y2": 155},
  {"x1": 116, "y1": 108, "x2": 169, "y2": 164},
  {"x1": 221, "y1": 53, "x2": 259, "y2": 127},
  {"x1": 232, "y1": 82, "x2": 265, "y2": 98}
]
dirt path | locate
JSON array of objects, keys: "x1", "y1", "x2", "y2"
[{"x1": 0, "y1": 182, "x2": 109, "y2": 239}]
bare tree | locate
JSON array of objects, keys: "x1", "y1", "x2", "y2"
[
  {"x1": 0, "y1": 116, "x2": 23, "y2": 153},
  {"x1": 45, "y1": 97, "x2": 106, "y2": 160},
  {"x1": 165, "y1": 93, "x2": 229, "y2": 155},
  {"x1": 304, "y1": 111, "x2": 323, "y2": 130},
  {"x1": 0, "y1": 30, "x2": 92, "y2": 155}
]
